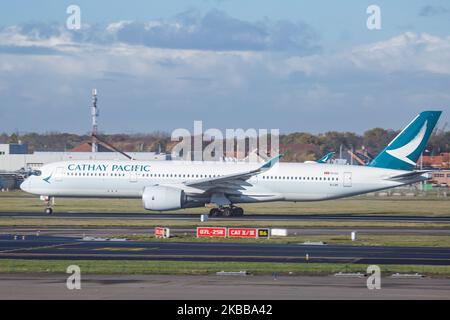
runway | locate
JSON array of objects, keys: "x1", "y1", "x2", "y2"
[
  {"x1": 2, "y1": 273, "x2": 450, "y2": 299},
  {"x1": 1, "y1": 234, "x2": 449, "y2": 265},
  {"x1": 1, "y1": 211, "x2": 450, "y2": 223}
]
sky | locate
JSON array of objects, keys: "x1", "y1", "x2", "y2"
[{"x1": 0, "y1": 0, "x2": 449, "y2": 134}]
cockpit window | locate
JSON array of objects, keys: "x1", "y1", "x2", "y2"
[{"x1": 31, "y1": 170, "x2": 42, "y2": 176}]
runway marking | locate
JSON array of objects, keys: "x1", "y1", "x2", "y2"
[
  {"x1": 93, "y1": 247, "x2": 147, "y2": 252},
  {"x1": 0, "y1": 242, "x2": 79, "y2": 254}
]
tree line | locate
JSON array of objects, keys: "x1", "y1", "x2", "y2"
[{"x1": 1, "y1": 128, "x2": 449, "y2": 162}]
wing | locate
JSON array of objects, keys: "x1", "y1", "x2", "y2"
[{"x1": 183, "y1": 155, "x2": 282, "y2": 192}]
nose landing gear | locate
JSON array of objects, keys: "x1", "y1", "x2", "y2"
[
  {"x1": 40, "y1": 196, "x2": 54, "y2": 215},
  {"x1": 209, "y1": 206, "x2": 244, "y2": 217}
]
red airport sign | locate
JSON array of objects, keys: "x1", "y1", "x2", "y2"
[
  {"x1": 196, "y1": 227, "x2": 227, "y2": 238},
  {"x1": 227, "y1": 228, "x2": 258, "y2": 238},
  {"x1": 154, "y1": 227, "x2": 170, "y2": 238}
]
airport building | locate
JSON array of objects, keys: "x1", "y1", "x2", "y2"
[
  {"x1": 421, "y1": 153, "x2": 450, "y2": 170},
  {"x1": 431, "y1": 170, "x2": 450, "y2": 187},
  {"x1": 0, "y1": 143, "x2": 170, "y2": 172}
]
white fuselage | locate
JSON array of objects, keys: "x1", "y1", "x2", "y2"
[{"x1": 21, "y1": 160, "x2": 417, "y2": 207}]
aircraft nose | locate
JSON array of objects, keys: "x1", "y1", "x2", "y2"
[{"x1": 20, "y1": 179, "x2": 30, "y2": 193}]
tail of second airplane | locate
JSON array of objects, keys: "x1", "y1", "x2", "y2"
[
  {"x1": 317, "y1": 152, "x2": 335, "y2": 163},
  {"x1": 368, "y1": 111, "x2": 442, "y2": 171}
]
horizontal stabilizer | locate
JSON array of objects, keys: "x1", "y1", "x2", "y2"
[{"x1": 384, "y1": 170, "x2": 431, "y2": 182}]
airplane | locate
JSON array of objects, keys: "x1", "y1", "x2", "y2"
[
  {"x1": 20, "y1": 111, "x2": 442, "y2": 217},
  {"x1": 304, "y1": 152, "x2": 336, "y2": 164},
  {"x1": 316, "y1": 152, "x2": 336, "y2": 163}
]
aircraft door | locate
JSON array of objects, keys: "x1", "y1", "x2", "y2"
[
  {"x1": 129, "y1": 172, "x2": 137, "y2": 183},
  {"x1": 55, "y1": 167, "x2": 64, "y2": 182},
  {"x1": 343, "y1": 172, "x2": 352, "y2": 187}
]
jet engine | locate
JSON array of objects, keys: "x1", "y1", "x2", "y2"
[{"x1": 142, "y1": 186, "x2": 187, "y2": 211}]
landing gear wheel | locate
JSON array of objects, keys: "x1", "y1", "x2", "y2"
[
  {"x1": 44, "y1": 207, "x2": 53, "y2": 215},
  {"x1": 222, "y1": 207, "x2": 232, "y2": 217},
  {"x1": 232, "y1": 207, "x2": 244, "y2": 216},
  {"x1": 209, "y1": 208, "x2": 220, "y2": 217}
]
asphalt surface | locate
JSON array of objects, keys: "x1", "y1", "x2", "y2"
[
  {"x1": 1, "y1": 211, "x2": 450, "y2": 223},
  {"x1": 1, "y1": 234, "x2": 449, "y2": 265},
  {"x1": 1, "y1": 274, "x2": 449, "y2": 299}
]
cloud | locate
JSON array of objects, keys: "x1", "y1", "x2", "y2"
[
  {"x1": 419, "y1": 5, "x2": 449, "y2": 17},
  {"x1": 0, "y1": 10, "x2": 448, "y2": 134},
  {"x1": 110, "y1": 10, "x2": 320, "y2": 53},
  {"x1": 284, "y1": 32, "x2": 450, "y2": 77},
  {"x1": 0, "y1": 45, "x2": 61, "y2": 55},
  {"x1": 0, "y1": 10, "x2": 320, "y2": 55}
]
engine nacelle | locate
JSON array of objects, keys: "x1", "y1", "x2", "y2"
[{"x1": 142, "y1": 186, "x2": 186, "y2": 211}]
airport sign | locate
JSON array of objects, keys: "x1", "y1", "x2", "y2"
[
  {"x1": 228, "y1": 228, "x2": 258, "y2": 238},
  {"x1": 197, "y1": 227, "x2": 227, "y2": 238},
  {"x1": 257, "y1": 228, "x2": 270, "y2": 239},
  {"x1": 154, "y1": 227, "x2": 170, "y2": 238}
]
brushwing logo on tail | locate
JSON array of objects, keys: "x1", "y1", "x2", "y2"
[{"x1": 386, "y1": 120, "x2": 428, "y2": 166}]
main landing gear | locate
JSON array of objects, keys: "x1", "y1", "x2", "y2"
[{"x1": 209, "y1": 206, "x2": 244, "y2": 217}]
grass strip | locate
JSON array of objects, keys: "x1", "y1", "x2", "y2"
[{"x1": 0, "y1": 259, "x2": 449, "y2": 276}]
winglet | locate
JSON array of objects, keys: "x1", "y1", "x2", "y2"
[{"x1": 261, "y1": 154, "x2": 283, "y2": 169}]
